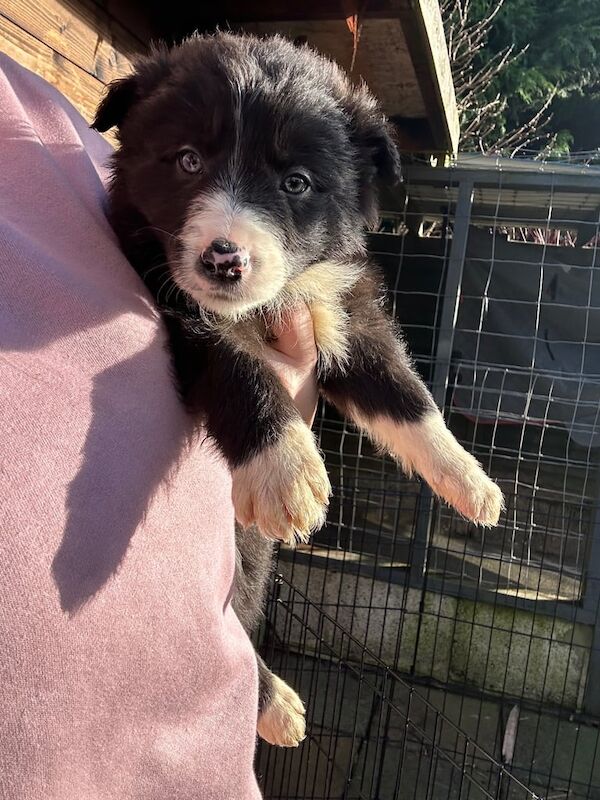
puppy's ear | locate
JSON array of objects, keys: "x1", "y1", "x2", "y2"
[
  {"x1": 344, "y1": 85, "x2": 402, "y2": 227},
  {"x1": 348, "y1": 86, "x2": 402, "y2": 186},
  {"x1": 92, "y1": 76, "x2": 139, "y2": 132},
  {"x1": 363, "y1": 118, "x2": 403, "y2": 186},
  {"x1": 92, "y1": 46, "x2": 171, "y2": 132}
]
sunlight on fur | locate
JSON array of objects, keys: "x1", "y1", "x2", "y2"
[
  {"x1": 350, "y1": 407, "x2": 504, "y2": 526},
  {"x1": 231, "y1": 418, "x2": 331, "y2": 543}
]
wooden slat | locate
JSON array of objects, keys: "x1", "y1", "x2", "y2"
[
  {"x1": 2, "y1": 0, "x2": 141, "y2": 85},
  {"x1": 1, "y1": 12, "x2": 107, "y2": 125},
  {"x1": 393, "y1": 0, "x2": 459, "y2": 153},
  {"x1": 150, "y1": 0, "x2": 395, "y2": 28}
]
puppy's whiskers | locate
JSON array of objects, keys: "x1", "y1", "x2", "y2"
[
  {"x1": 165, "y1": 283, "x2": 177, "y2": 304},
  {"x1": 134, "y1": 225, "x2": 181, "y2": 245},
  {"x1": 140, "y1": 262, "x2": 171, "y2": 280},
  {"x1": 156, "y1": 274, "x2": 175, "y2": 306}
]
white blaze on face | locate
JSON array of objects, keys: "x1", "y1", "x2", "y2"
[{"x1": 175, "y1": 190, "x2": 288, "y2": 317}]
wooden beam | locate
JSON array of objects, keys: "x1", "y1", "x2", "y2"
[
  {"x1": 0, "y1": 12, "x2": 112, "y2": 135},
  {"x1": 149, "y1": 0, "x2": 395, "y2": 30},
  {"x1": 2, "y1": 0, "x2": 141, "y2": 84},
  {"x1": 393, "y1": 0, "x2": 459, "y2": 153}
]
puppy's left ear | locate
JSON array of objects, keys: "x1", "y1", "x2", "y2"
[
  {"x1": 371, "y1": 123, "x2": 403, "y2": 185},
  {"x1": 92, "y1": 76, "x2": 139, "y2": 132},
  {"x1": 349, "y1": 86, "x2": 402, "y2": 186},
  {"x1": 345, "y1": 85, "x2": 402, "y2": 226},
  {"x1": 358, "y1": 115, "x2": 403, "y2": 187}
]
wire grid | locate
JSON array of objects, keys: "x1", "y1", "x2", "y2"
[
  {"x1": 257, "y1": 575, "x2": 538, "y2": 800},
  {"x1": 288, "y1": 160, "x2": 600, "y2": 626},
  {"x1": 270, "y1": 159, "x2": 600, "y2": 798}
]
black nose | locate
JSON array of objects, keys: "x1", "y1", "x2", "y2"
[
  {"x1": 199, "y1": 240, "x2": 249, "y2": 284},
  {"x1": 211, "y1": 238, "x2": 238, "y2": 255},
  {"x1": 199, "y1": 259, "x2": 243, "y2": 282}
]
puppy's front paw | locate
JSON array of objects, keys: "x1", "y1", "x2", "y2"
[
  {"x1": 232, "y1": 418, "x2": 331, "y2": 544},
  {"x1": 432, "y1": 453, "x2": 504, "y2": 527},
  {"x1": 360, "y1": 410, "x2": 503, "y2": 527},
  {"x1": 257, "y1": 675, "x2": 306, "y2": 747}
]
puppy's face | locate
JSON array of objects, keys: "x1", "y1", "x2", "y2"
[{"x1": 95, "y1": 34, "x2": 401, "y2": 317}]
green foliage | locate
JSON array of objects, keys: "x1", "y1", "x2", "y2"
[{"x1": 472, "y1": 0, "x2": 600, "y2": 151}]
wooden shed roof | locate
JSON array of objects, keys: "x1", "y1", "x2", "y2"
[
  {"x1": 148, "y1": 0, "x2": 459, "y2": 155},
  {"x1": 0, "y1": 0, "x2": 459, "y2": 154}
]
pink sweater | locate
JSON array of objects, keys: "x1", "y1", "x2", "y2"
[{"x1": 0, "y1": 54, "x2": 261, "y2": 799}]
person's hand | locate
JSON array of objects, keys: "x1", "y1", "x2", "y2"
[{"x1": 264, "y1": 304, "x2": 319, "y2": 426}]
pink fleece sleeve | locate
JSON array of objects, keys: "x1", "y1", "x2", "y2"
[{"x1": 0, "y1": 54, "x2": 261, "y2": 800}]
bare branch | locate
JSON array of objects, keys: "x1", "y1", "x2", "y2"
[{"x1": 441, "y1": 0, "x2": 552, "y2": 155}]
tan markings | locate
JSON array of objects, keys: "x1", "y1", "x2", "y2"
[
  {"x1": 183, "y1": 258, "x2": 364, "y2": 372},
  {"x1": 351, "y1": 408, "x2": 504, "y2": 527},
  {"x1": 231, "y1": 418, "x2": 331, "y2": 544},
  {"x1": 284, "y1": 259, "x2": 363, "y2": 307},
  {"x1": 309, "y1": 301, "x2": 349, "y2": 370},
  {"x1": 275, "y1": 260, "x2": 364, "y2": 370},
  {"x1": 257, "y1": 675, "x2": 306, "y2": 748}
]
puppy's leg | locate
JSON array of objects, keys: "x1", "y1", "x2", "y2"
[
  {"x1": 319, "y1": 275, "x2": 503, "y2": 526},
  {"x1": 167, "y1": 319, "x2": 330, "y2": 543},
  {"x1": 350, "y1": 403, "x2": 504, "y2": 526},
  {"x1": 256, "y1": 655, "x2": 306, "y2": 747},
  {"x1": 231, "y1": 526, "x2": 305, "y2": 746}
]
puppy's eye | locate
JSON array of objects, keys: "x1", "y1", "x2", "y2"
[
  {"x1": 178, "y1": 149, "x2": 202, "y2": 174},
  {"x1": 282, "y1": 173, "x2": 310, "y2": 194}
]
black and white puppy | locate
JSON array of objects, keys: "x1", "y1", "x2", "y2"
[{"x1": 93, "y1": 32, "x2": 503, "y2": 748}]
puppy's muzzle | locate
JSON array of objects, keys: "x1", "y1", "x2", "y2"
[{"x1": 198, "y1": 238, "x2": 251, "y2": 283}]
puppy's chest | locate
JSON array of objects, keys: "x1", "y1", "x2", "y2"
[{"x1": 221, "y1": 261, "x2": 364, "y2": 371}]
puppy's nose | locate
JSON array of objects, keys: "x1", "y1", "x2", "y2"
[
  {"x1": 199, "y1": 240, "x2": 251, "y2": 283},
  {"x1": 211, "y1": 238, "x2": 238, "y2": 255}
]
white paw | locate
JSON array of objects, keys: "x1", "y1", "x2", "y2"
[
  {"x1": 352, "y1": 409, "x2": 504, "y2": 527},
  {"x1": 231, "y1": 419, "x2": 331, "y2": 544},
  {"x1": 430, "y1": 452, "x2": 504, "y2": 527},
  {"x1": 257, "y1": 675, "x2": 306, "y2": 747}
]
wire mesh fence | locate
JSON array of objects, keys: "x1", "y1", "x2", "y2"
[
  {"x1": 259, "y1": 156, "x2": 600, "y2": 799},
  {"x1": 257, "y1": 576, "x2": 539, "y2": 800}
]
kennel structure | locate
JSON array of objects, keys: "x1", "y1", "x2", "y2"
[{"x1": 257, "y1": 155, "x2": 600, "y2": 800}]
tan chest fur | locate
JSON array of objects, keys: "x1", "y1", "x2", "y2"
[{"x1": 215, "y1": 260, "x2": 364, "y2": 373}]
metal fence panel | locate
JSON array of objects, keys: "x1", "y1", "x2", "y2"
[{"x1": 262, "y1": 157, "x2": 600, "y2": 798}]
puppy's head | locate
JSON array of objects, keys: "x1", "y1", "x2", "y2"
[{"x1": 94, "y1": 34, "x2": 401, "y2": 317}]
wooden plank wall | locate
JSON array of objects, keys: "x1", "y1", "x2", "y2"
[{"x1": 0, "y1": 0, "x2": 149, "y2": 127}]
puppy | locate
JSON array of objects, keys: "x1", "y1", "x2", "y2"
[{"x1": 93, "y1": 32, "x2": 503, "y2": 748}]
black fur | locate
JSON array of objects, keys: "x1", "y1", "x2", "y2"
[
  {"x1": 321, "y1": 270, "x2": 431, "y2": 422},
  {"x1": 164, "y1": 317, "x2": 297, "y2": 467},
  {"x1": 230, "y1": 525, "x2": 276, "y2": 714},
  {"x1": 94, "y1": 32, "x2": 437, "y2": 744}
]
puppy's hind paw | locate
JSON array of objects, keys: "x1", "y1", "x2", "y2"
[
  {"x1": 257, "y1": 675, "x2": 306, "y2": 747},
  {"x1": 232, "y1": 418, "x2": 331, "y2": 544}
]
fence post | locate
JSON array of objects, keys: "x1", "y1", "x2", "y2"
[
  {"x1": 408, "y1": 177, "x2": 474, "y2": 591},
  {"x1": 582, "y1": 495, "x2": 600, "y2": 715}
]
